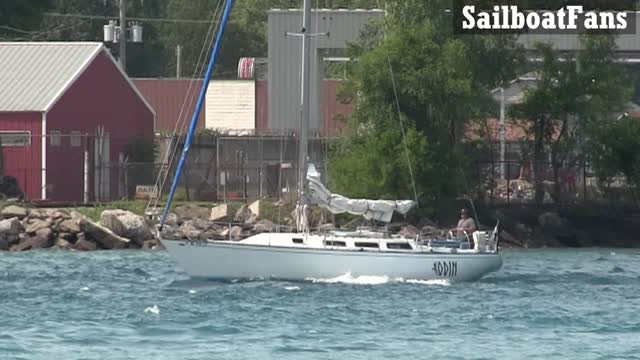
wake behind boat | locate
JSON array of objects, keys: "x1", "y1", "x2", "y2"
[{"x1": 153, "y1": 0, "x2": 503, "y2": 282}]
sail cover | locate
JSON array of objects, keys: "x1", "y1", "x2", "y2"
[{"x1": 306, "y1": 164, "x2": 417, "y2": 223}]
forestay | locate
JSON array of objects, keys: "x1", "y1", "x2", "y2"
[{"x1": 306, "y1": 164, "x2": 417, "y2": 223}]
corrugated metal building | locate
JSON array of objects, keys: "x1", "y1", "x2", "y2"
[
  {"x1": 0, "y1": 42, "x2": 155, "y2": 202},
  {"x1": 133, "y1": 79, "x2": 205, "y2": 133},
  {"x1": 267, "y1": 9, "x2": 383, "y2": 131}
]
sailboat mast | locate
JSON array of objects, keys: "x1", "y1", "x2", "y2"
[
  {"x1": 160, "y1": 0, "x2": 235, "y2": 226},
  {"x1": 297, "y1": 0, "x2": 312, "y2": 231}
]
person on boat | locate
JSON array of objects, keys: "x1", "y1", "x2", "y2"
[{"x1": 452, "y1": 208, "x2": 477, "y2": 245}]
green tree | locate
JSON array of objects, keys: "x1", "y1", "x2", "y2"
[
  {"x1": 0, "y1": 0, "x2": 53, "y2": 40},
  {"x1": 330, "y1": 0, "x2": 522, "y2": 214},
  {"x1": 592, "y1": 116, "x2": 640, "y2": 200},
  {"x1": 511, "y1": 34, "x2": 633, "y2": 203}
]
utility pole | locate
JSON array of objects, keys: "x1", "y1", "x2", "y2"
[
  {"x1": 176, "y1": 45, "x2": 182, "y2": 78},
  {"x1": 119, "y1": 0, "x2": 127, "y2": 72}
]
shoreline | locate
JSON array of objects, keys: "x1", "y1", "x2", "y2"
[{"x1": 1, "y1": 201, "x2": 639, "y2": 252}]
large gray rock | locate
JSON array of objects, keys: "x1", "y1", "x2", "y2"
[
  {"x1": 192, "y1": 218, "x2": 214, "y2": 231},
  {"x1": 12, "y1": 228, "x2": 53, "y2": 251},
  {"x1": 24, "y1": 219, "x2": 51, "y2": 234},
  {"x1": 248, "y1": 200, "x2": 261, "y2": 218},
  {"x1": 80, "y1": 219, "x2": 130, "y2": 249},
  {"x1": 26, "y1": 208, "x2": 69, "y2": 221},
  {"x1": 59, "y1": 219, "x2": 81, "y2": 234},
  {"x1": 179, "y1": 221, "x2": 202, "y2": 239},
  {"x1": 538, "y1": 212, "x2": 574, "y2": 238},
  {"x1": 538, "y1": 212, "x2": 565, "y2": 229},
  {"x1": 209, "y1": 204, "x2": 229, "y2": 222},
  {"x1": 230, "y1": 226, "x2": 242, "y2": 240},
  {"x1": 100, "y1": 210, "x2": 153, "y2": 245},
  {"x1": 499, "y1": 230, "x2": 522, "y2": 247},
  {"x1": 203, "y1": 229, "x2": 227, "y2": 240},
  {"x1": 1, "y1": 205, "x2": 28, "y2": 220},
  {"x1": 399, "y1": 225, "x2": 419, "y2": 238},
  {"x1": 234, "y1": 205, "x2": 257, "y2": 224},
  {"x1": 74, "y1": 233, "x2": 97, "y2": 251},
  {"x1": 164, "y1": 213, "x2": 180, "y2": 227},
  {"x1": 0, "y1": 238, "x2": 8, "y2": 251},
  {"x1": 69, "y1": 211, "x2": 87, "y2": 221},
  {"x1": 0, "y1": 217, "x2": 23, "y2": 236},
  {"x1": 254, "y1": 219, "x2": 275, "y2": 233},
  {"x1": 421, "y1": 225, "x2": 443, "y2": 238},
  {"x1": 0, "y1": 218, "x2": 20, "y2": 250},
  {"x1": 174, "y1": 205, "x2": 210, "y2": 221},
  {"x1": 54, "y1": 238, "x2": 73, "y2": 250}
]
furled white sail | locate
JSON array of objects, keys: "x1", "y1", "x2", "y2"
[{"x1": 306, "y1": 164, "x2": 417, "y2": 223}]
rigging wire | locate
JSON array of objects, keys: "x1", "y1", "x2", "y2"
[
  {"x1": 146, "y1": 0, "x2": 226, "y2": 213},
  {"x1": 149, "y1": 4, "x2": 223, "y2": 211},
  {"x1": 377, "y1": 0, "x2": 419, "y2": 205}
]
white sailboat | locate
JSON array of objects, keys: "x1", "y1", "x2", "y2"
[{"x1": 156, "y1": 0, "x2": 502, "y2": 282}]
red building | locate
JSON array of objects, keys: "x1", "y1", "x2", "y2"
[
  {"x1": 0, "y1": 42, "x2": 155, "y2": 202},
  {"x1": 133, "y1": 79, "x2": 204, "y2": 134},
  {"x1": 133, "y1": 78, "x2": 352, "y2": 136}
]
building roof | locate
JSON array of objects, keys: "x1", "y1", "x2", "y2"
[
  {"x1": 0, "y1": 42, "x2": 104, "y2": 112},
  {"x1": 0, "y1": 42, "x2": 154, "y2": 116}
]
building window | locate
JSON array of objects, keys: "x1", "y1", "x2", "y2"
[
  {"x1": 70, "y1": 131, "x2": 82, "y2": 147},
  {"x1": 50, "y1": 131, "x2": 61, "y2": 147},
  {"x1": 0, "y1": 131, "x2": 31, "y2": 147}
]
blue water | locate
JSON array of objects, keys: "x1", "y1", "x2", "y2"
[{"x1": 1, "y1": 249, "x2": 639, "y2": 360}]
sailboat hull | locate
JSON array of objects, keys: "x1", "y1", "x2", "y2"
[{"x1": 161, "y1": 236, "x2": 502, "y2": 282}]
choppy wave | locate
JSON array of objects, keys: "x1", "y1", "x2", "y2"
[
  {"x1": 2, "y1": 249, "x2": 639, "y2": 360},
  {"x1": 305, "y1": 272, "x2": 450, "y2": 286}
]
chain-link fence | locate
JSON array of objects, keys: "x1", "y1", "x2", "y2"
[
  {"x1": 0, "y1": 131, "x2": 332, "y2": 203},
  {"x1": 122, "y1": 132, "x2": 331, "y2": 203},
  {"x1": 473, "y1": 160, "x2": 636, "y2": 205}
]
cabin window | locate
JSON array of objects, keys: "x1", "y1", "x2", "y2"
[
  {"x1": 0, "y1": 131, "x2": 30, "y2": 147},
  {"x1": 70, "y1": 131, "x2": 82, "y2": 147},
  {"x1": 292, "y1": 238, "x2": 303, "y2": 244},
  {"x1": 354, "y1": 242, "x2": 379, "y2": 249},
  {"x1": 324, "y1": 240, "x2": 346, "y2": 247},
  {"x1": 387, "y1": 242, "x2": 413, "y2": 250},
  {"x1": 49, "y1": 131, "x2": 61, "y2": 146}
]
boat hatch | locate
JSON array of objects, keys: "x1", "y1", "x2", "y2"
[
  {"x1": 292, "y1": 238, "x2": 304, "y2": 244},
  {"x1": 386, "y1": 242, "x2": 413, "y2": 250},
  {"x1": 354, "y1": 242, "x2": 379, "y2": 249},
  {"x1": 324, "y1": 240, "x2": 346, "y2": 247}
]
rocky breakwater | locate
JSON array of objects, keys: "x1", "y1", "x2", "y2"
[
  {"x1": 0, "y1": 205, "x2": 160, "y2": 252},
  {"x1": 494, "y1": 208, "x2": 640, "y2": 248},
  {"x1": 0, "y1": 201, "x2": 456, "y2": 251},
  {"x1": 160, "y1": 202, "x2": 450, "y2": 243},
  {"x1": 160, "y1": 202, "x2": 283, "y2": 242}
]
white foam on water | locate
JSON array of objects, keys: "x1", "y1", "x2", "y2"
[
  {"x1": 81, "y1": 287, "x2": 90, "y2": 291},
  {"x1": 144, "y1": 305, "x2": 160, "y2": 315},
  {"x1": 306, "y1": 272, "x2": 451, "y2": 286},
  {"x1": 284, "y1": 286, "x2": 301, "y2": 291},
  {"x1": 405, "y1": 279, "x2": 451, "y2": 286},
  {"x1": 188, "y1": 289, "x2": 197, "y2": 294},
  {"x1": 306, "y1": 272, "x2": 390, "y2": 285}
]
